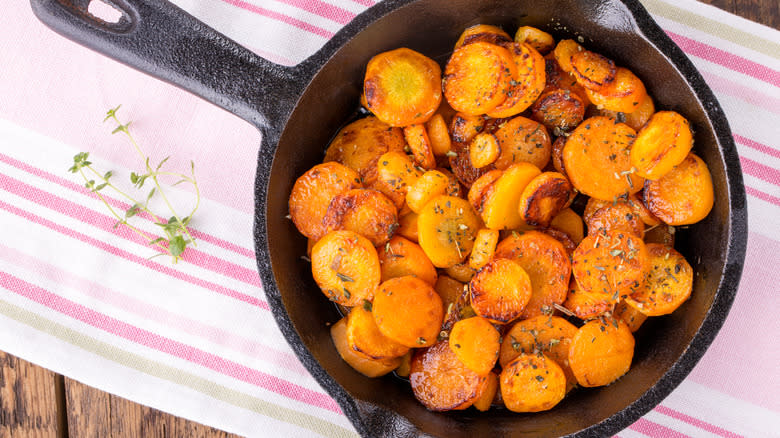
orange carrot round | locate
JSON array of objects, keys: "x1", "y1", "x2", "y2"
[
  {"x1": 373, "y1": 276, "x2": 444, "y2": 348},
  {"x1": 469, "y1": 258, "x2": 532, "y2": 324},
  {"x1": 449, "y1": 316, "x2": 501, "y2": 375}
]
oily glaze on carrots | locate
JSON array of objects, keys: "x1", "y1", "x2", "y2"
[{"x1": 287, "y1": 22, "x2": 713, "y2": 416}]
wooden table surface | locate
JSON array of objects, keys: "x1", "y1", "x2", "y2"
[{"x1": 2, "y1": 1, "x2": 777, "y2": 437}]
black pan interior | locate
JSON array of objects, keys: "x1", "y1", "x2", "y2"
[{"x1": 261, "y1": 0, "x2": 744, "y2": 436}]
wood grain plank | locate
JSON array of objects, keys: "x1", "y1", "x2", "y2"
[
  {"x1": 64, "y1": 378, "x2": 110, "y2": 438},
  {"x1": 699, "y1": 0, "x2": 779, "y2": 29},
  {"x1": 0, "y1": 352, "x2": 62, "y2": 438}
]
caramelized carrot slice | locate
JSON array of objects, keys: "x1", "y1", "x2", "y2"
[
  {"x1": 311, "y1": 230, "x2": 381, "y2": 307},
  {"x1": 563, "y1": 278, "x2": 615, "y2": 320},
  {"x1": 585, "y1": 67, "x2": 648, "y2": 114},
  {"x1": 518, "y1": 171, "x2": 573, "y2": 227},
  {"x1": 514, "y1": 26, "x2": 555, "y2": 55},
  {"x1": 467, "y1": 169, "x2": 503, "y2": 214},
  {"x1": 479, "y1": 163, "x2": 541, "y2": 230},
  {"x1": 374, "y1": 151, "x2": 423, "y2": 208},
  {"x1": 323, "y1": 116, "x2": 406, "y2": 186},
  {"x1": 331, "y1": 318, "x2": 401, "y2": 378},
  {"x1": 614, "y1": 299, "x2": 648, "y2": 332},
  {"x1": 448, "y1": 140, "x2": 495, "y2": 188},
  {"x1": 494, "y1": 231, "x2": 571, "y2": 318},
  {"x1": 473, "y1": 372, "x2": 499, "y2": 411},
  {"x1": 410, "y1": 341, "x2": 488, "y2": 411},
  {"x1": 346, "y1": 305, "x2": 410, "y2": 360},
  {"x1": 444, "y1": 42, "x2": 516, "y2": 115},
  {"x1": 468, "y1": 228, "x2": 500, "y2": 270},
  {"x1": 444, "y1": 263, "x2": 477, "y2": 283},
  {"x1": 553, "y1": 39, "x2": 583, "y2": 73},
  {"x1": 549, "y1": 208, "x2": 584, "y2": 244},
  {"x1": 426, "y1": 114, "x2": 453, "y2": 156},
  {"x1": 551, "y1": 135, "x2": 567, "y2": 177},
  {"x1": 364, "y1": 48, "x2": 442, "y2": 127},
  {"x1": 562, "y1": 116, "x2": 644, "y2": 200},
  {"x1": 454, "y1": 24, "x2": 512, "y2": 50},
  {"x1": 450, "y1": 112, "x2": 487, "y2": 144},
  {"x1": 630, "y1": 111, "x2": 694, "y2": 180},
  {"x1": 396, "y1": 209, "x2": 419, "y2": 242},
  {"x1": 406, "y1": 170, "x2": 450, "y2": 213},
  {"x1": 323, "y1": 188, "x2": 399, "y2": 246},
  {"x1": 530, "y1": 88, "x2": 586, "y2": 132},
  {"x1": 404, "y1": 123, "x2": 436, "y2": 169},
  {"x1": 469, "y1": 132, "x2": 501, "y2": 168},
  {"x1": 373, "y1": 276, "x2": 444, "y2": 348},
  {"x1": 569, "y1": 319, "x2": 635, "y2": 387},
  {"x1": 585, "y1": 201, "x2": 645, "y2": 238},
  {"x1": 625, "y1": 244, "x2": 693, "y2": 316},
  {"x1": 500, "y1": 353, "x2": 567, "y2": 412},
  {"x1": 417, "y1": 195, "x2": 482, "y2": 268},
  {"x1": 289, "y1": 162, "x2": 362, "y2": 240},
  {"x1": 434, "y1": 275, "x2": 465, "y2": 314},
  {"x1": 643, "y1": 153, "x2": 714, "y2": 225},
  {"x1": 486, "y1": 42, "x2": 546, "y2": 118},
  {"x1": 570, "y1": 49, "x2": 616, "y2": 91},
  {"x1": 378, "y1": 236, "x2": 437, "y2": 286},
  {"x1": 449, "y1": 316, "x2": 501, "y2": 375},
  {"x1": 493, "y1": 116, "x2": 552, "y2": 170},
  {"x1": 571, "y1": 230, "x2": 648, "y2": 301},
  {"x1": 469, "y1": 258, "x2": 532, "y2": 324}
]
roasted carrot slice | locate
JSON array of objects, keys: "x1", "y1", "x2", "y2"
[
  {"x1": 374, "y1": 151, "x2": 423, "y2": 208},
  {"x1": 553, "y1": 39, "x2": 583, "y2": 73},
  {"x1": 331, "y1": 317, "x2": 401, "y2": 378},
  {"x1": 500, "y1": 353, "x2": 567, "y2": 412},
  {"x1": 518, "y1": 171, "x2": 573, "y2": 227},
  {"x1": 549, "y1": 207, "x2": 584, "y2": 244},
  {"x1": 426, "y1": 114, "x2": 453, "y2": 156},
  {"x1": 468, "y1": 228, "x2": 500, "y2": 270},
  {"x1": 626, "y1": 244, "x2": 693, "y2": 316},
  {"x1": 630, "y1": 111, "x2": 694, "y2": 180},
  {"x1": 585, "y1": 67, "x2": 648, "y2": 114},
  {"x1": 486, "y1": 42, "x2": 546, "y2": 118},
  {"x1": 571, "y1": 230, "x2": 648, "y2": 301},
  {"x1": 473, "y1": 372, "x2": 499, "y2": 411},
  {"x1": 323, "y1": 188, "x2": 399, "y2": 246},
  {"x1": 598, "y1": 93, "x2": 656, "y2": 131},
  {"x1": 563, "y1": 278, "x2": 615, "y2": 320},
  {"x1": 585, "y1": 201, "x2": 645, "y2": 238},
  {"x1": 364, "y1": 48, "x2": 442, "y2": 127},
  {"x1": 531, "y1": 88, "x2": 586, "y2": 133},
  {"x1": 643, "y1": 153, "x2": 714, "y2": 225},
  {"x1": 551, "y1": 135, "x2": 567, "y2": 177},
  {"x1": 395, "y1": 351, "x2": 413, "y2": 377},
  {"x1": 450, "y1": 112, "x2": 486, "y2": 144},
  {"x1": 323, "y1": 116, "x2": 406, "y2": 186},
  {"x1": 373, "y1": 276, "x2": 444, "y2": 348},
  {"x1": 448, "y1": 140, "x2": 495, "y2": 188},
  {"x1": 467, "y1": 169, "x2": 503, "y2": 214},
  {"x1": 584, "y1": 194, "x2": 659, "y2": 227},
  {"x1": 562, "y1": 116, "x2": 644, "y2": 200},
  {"x1": 614, "y1": 299, "x2": 648, "y2": 332},
  {"x1": 346, "y1": 305, "x2": 410, "y2": 360},
  {"x1": 469, "y1": 132, "x2": 501, "y2": 168},
  {"x1": 469, "y1": 258, "x2": 532, "y2": 324},
  {"x1": 410, "y1": 341, "x2": 488, "y2": 411},
  {"x1": 406, "y1": 170, "x2": 450, "y2": 213},
  {"x1": 445, "y1": 263, "x2": 477, "y2": 283},
  {"x1": 499, "y1": 315, "x2": 578, "y2": 391},
  {"x1": 449, "y1": 316, "x2": 501, "y2": 374},
  {"x1": 569, "y1": 319, "x2": 635, "y2": 387},
  {"x1": 378, "y1": 236, "x2": 437, "y2": 286},
  {"x1": 437, "y1": 167, "x2": 464, "y2": 197},
  {"x1": 434, "y1": 275, "x2": 465, "y2": 314},
  {"x1": 493, "y1": 116, "x2": 552, "y2": 170},
  {"x1": 417, "y1": 195, "x2": 482, "y2": 268},
  {"x1": 289, "y1": 162, "x2": 362, "y2": 240},
  {"x1": 544, "y1": 52, "x2": 590, "y2": 104},
  {"x1": 515, "y1": 26, "x2": 555, "y2": 54},
  {"x1": 311, "y1": 231, "x2": 381, "y2": 307},
  {"x1": 443, "y1": 42, "x2": 516, "y2": 115},
  {"x1": 454, "y1": 24, "x2": 512, "y2": 50},
  {"x1": 479, "y1": 163, "x2": 541, "y2": 230},
  {"x1": 404, "y1": 123, "x2": 436, "y2": 169},
  {"x1": 494, "y1": 231, "x2": 571, "y2": 318},
  {"x1": 396, "y1": 209, "x2": 419, "y2": 242},
  {"x1": 570, "y1": 49, "x2": 616, "y2": 92}
]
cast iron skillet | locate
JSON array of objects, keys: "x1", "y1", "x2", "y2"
[{"x1": 31, "y1": 0, "x2": 747, "y2": 436}]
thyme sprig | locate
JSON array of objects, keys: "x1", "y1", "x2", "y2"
[{"x1": 68, "y1": 105, "x2": 200, "y2": 263}]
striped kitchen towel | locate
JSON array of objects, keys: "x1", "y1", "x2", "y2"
[{"x1": 0, "y1": 0, "x2": 778, "y2": 436}]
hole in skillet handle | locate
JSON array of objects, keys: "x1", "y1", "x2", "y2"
[{"x1": 87, "y1": 0, "x2": 125, "y2": 25}]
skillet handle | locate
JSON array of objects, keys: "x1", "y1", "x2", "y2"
[{"x1": 29, "y1": 0, "x2": 304, "y2": 129}]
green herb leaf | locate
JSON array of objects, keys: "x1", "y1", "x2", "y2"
[{"x1": 168, "y1": 235, "x2": 186, "y2": 257}]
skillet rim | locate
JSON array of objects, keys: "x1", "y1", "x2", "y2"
[{"x1": 253, "y1": 0, "x2": 748, "y2": 436}]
